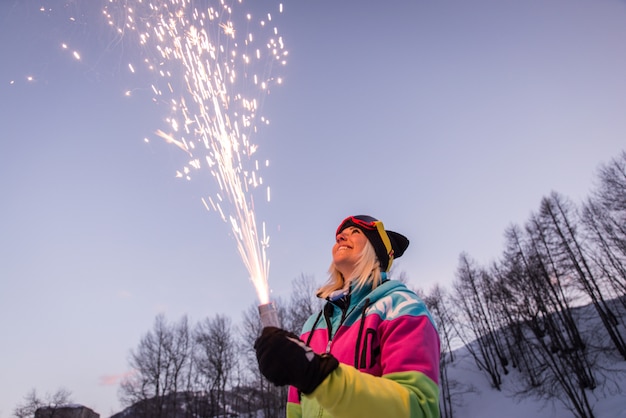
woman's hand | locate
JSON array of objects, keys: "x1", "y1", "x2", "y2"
[{"x1": 254, "y1": 326, "x2": 339, "y2": 394}]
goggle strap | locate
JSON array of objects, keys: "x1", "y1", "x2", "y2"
[{"x1": 374, "y1": 221, "x2": 394, "y2": 263}]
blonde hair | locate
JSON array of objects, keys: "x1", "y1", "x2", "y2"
[{"x1": 317, "y1": 240, "x2": 383, "y2": 299}]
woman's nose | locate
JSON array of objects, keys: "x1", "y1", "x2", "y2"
[{"x1": 336, "y1": 232, "x2": 347, "y2": 242}]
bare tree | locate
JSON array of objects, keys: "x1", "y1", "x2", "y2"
[
  {"x1": 582, "y1": 199, "x2": 626, "y2": 304},
  {"x1": 581, "y1": 151, "x2": 626, "y2": 306},
  {"x1": 500, "y1": 219, "x2": 597, "y2": 418},
  {"x1": 194, "y1": 314, "x2": 237, "y2": 417},
  {"x1": 452, "y1": 253, "x2": 505, "y2": 390},
  {"x1": 526, "y1": 209, "x2": 596, "y2": 384},
  {"x1": 13, "y1": 388, "x2": 72, "y2": 418},
  {"x1": 423, "y1": 285, "x2": 457, "y2": 418},
  {"x1": 540, "y1": 192, "x2": 626, "y2": 358},
  {"x1": 489, "y1": 245, "x2": 543, "y2": 388},
  {"x1": 119, "y1": 314, "x2": 192, "y2": 418}
]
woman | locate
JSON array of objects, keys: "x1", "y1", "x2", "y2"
[{"x1": 255, "y1": 215, "x2": 440, "y2": 417}]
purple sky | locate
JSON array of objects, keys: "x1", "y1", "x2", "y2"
[{"x1": 1, "y1": 0, "x2": 625, "y2": 416}]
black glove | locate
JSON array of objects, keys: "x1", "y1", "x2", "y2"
[{"x1": 254, "y1": 326, "x2": 339, "y2": 394}]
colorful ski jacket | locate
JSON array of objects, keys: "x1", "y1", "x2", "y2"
[{"x1": 286, "y1": 278, "x2": 440, "y2": 418}]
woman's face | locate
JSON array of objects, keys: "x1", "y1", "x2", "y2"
[{"x1": 333, "y1": 226, "x2": 369, "y2": 277}]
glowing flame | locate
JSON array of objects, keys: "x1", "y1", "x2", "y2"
[{"x1": 105, "y1": 0, "x2": 287, "y2": 305}]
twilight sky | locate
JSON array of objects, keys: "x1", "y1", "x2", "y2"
[{"x1": 1, "y1": 0, "x2": 625, "y2": 416}]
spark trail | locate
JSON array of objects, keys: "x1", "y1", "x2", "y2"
[{"x1": 104, "y1": 0, "x2": 287, "y2": 304}]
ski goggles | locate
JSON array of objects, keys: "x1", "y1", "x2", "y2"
[{"x1": 336, "y1": 215, "x2": 394, "y2": 260}]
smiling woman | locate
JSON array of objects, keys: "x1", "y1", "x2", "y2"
[
  {"x1": 331, "y1": 224, "x2": 371, "y2": 280},
  {"x1": 255, "y1": 214, "x2": 440, "y2": 418},
  {"x1": 320, "y1": 215, "x2": 410, "y2": 297}
]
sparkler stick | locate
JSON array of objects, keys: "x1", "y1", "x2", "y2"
[
  {"x1": 258, "y1": 301, "x2": 280, "y2": 328},
  {"x1": 105, "y1": 0, "x2": 287, "y2": 310}
]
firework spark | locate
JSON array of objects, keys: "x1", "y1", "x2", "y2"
[{"x1": 105, "y1": 0, "x2": 287, "y2": 305}]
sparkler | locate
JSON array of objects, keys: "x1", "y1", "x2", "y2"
[{"x1": 104, "y1": 0, "x2": 287, "y2": 309}]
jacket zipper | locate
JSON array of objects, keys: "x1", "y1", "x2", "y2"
[{"x1": 324, "y1": 301, "x2": 363, "y2": 353}]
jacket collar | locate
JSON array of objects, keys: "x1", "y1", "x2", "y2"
[{"x1": 326, "y1": 272, "x2": 390, "y2": 311}]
